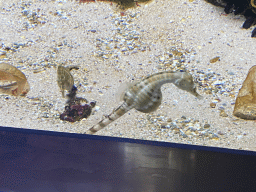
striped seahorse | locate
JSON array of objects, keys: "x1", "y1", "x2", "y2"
[{"x1": 86, "y1": 71, "x2": 202, "y2": 134}]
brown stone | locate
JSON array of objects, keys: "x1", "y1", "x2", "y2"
[
  {"x1": 233, "y1": 65, "x2": 256, "y2": 120},
  {"x1": 210, "y1": 102, "x2": 216, "y2": 108},
  {"x1": 220, "y1": 110, "x2": 228, "y2": 117}
]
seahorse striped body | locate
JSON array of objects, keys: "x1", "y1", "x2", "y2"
[{"x1": 86, "y1": 71, "x2": 202, "y2": 134}]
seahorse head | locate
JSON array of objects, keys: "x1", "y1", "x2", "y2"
[{"x1": 174, "y1": 72, "x2": 203, "y2": 99}]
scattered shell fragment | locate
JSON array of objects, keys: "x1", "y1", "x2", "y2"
[{"x1": 210, "y1": 56, "x2": 220, "y2": 63}]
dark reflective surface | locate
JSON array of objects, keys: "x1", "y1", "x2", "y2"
[{"x1": 0, "y1": 126, "x2": 256, "y2": 192}]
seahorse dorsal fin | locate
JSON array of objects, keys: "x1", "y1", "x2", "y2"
[{"x1": 115, "y1": 81, "x2": 136, "y2": 102}]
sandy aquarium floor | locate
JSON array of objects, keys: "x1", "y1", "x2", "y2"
[{"x1": 1, "y1": 0, "x2": 256, "y2": 151}]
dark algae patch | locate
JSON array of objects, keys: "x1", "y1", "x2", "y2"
[
  {"x1": 205, "y1": 0, "x2": 256, "y2": 37},
  {"x1": 57, "y1": 65, "x2": 96, "y2": 122}
]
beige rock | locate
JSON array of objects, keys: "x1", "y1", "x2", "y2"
[
  {"x1": 0, "y1": 63, "x2": 30, "y2": 96},
  {"x1": 233, "y1": 65, "x2": 256, "y2": 120}
]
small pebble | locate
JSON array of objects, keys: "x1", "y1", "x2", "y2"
[
  {"x1": 210, "y1": 102, "x2": 216, "y2": 108},
  {"x1": 180, "y1": 130, "x2": 188, "y2": 138},
  {"x1": 213, "y1": 81, "x2": 225, "y2": 86},
  {"x1": 210, "y1": 56, "x2": 220, "y2": 63},
  {"x1": 184, "y1": 119, "x2": 190, "y2": 123},
  {"x1": 210, "y1": 134, "x2": 219, "y2": 140},
  {"x1": 217, "y1": 131, "x2": 224, "y2": 135},
  {"x1": 188, "y1": 126, "x2": 196, "y2": 131},
  {"x1": 160, "y1": 122, "x2": 167, "y2": 128},
  {"x1": 220, "y1": 110, "x2": 228, "y2": 117},
  {"x1": 237, "y1": 135, "x2": 243, "y2": 139}
]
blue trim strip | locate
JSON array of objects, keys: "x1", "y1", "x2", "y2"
[{"x1": 1, "y1": 126, "x2": 255, "y2": 156}]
